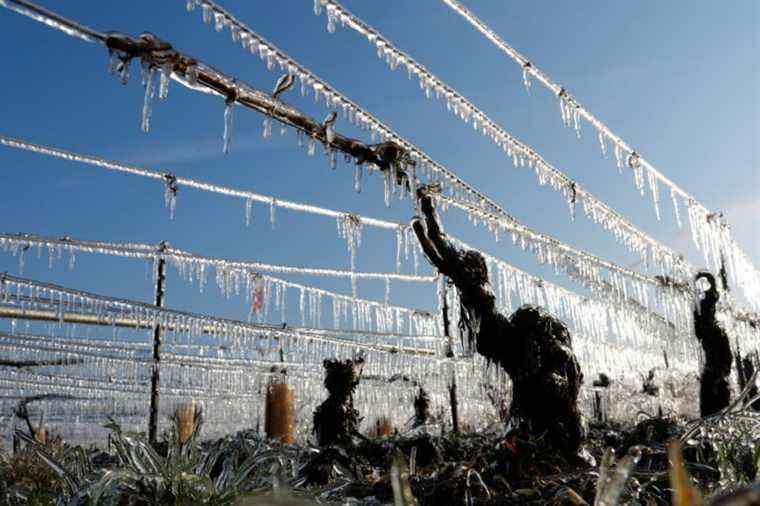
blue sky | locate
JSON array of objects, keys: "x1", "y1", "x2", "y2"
[{"x1": 0, "y1": 1, "x2": 757, "y2": 325}]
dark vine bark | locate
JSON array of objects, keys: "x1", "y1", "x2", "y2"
[
  {"x1": 693, "y1": 271, "x2": 733, "y2": 416},
  {"x1": 411, "y1": 192, "x2": 584, "y2": 457},
  {"x1": 412, "y1": 387, "x2": 430, "y2": 428},
  {"x1": 736, "y1": 349, "x2": 760, "y2": 410},
  {"x1": 313, "y1": 357, "x2": 363, "y2": 447}
]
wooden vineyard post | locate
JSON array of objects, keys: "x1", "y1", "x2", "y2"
[
  {"x1": 148, "y1": 241, "x2": 168, "y2": 446},
  {"x1": 265, "y1": 377, "x2": 295, "y2": 444},
  {"x1": 441, "y1": 277, "x2": 460, "y2": 433}
]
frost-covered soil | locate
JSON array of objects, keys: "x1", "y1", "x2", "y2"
[{"x1": 3, "y1": 414, "x2": 758, "y2": 505}]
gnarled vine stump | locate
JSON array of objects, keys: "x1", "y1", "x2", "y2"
[
  {"x1": 694, "y1": 271, "x2": 732, "y2": 416},
  {"x1": 313, "y1": 357, "x2": 363, "y2": 447},
  {"x1": 412, "y1": 193, "x2": 584, "y2": 457}
]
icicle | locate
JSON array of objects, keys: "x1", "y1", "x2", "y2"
[
  {"x1": 202, "y1": 2, "x2": 212, "y2": 24},
  {"x1": 262, "y1": 117, "x2": 272, "y2": 139},
  {"x1": 251, "y1": 275, "x2": 265, "y2": 316},
  {"x1": 383, "y1": 168, "x2": 393, "y2": 207},
  {"x1": 572, "y1": 106, "x2": 581, "y2": 138},
  {"x1": 326, "y1": 4, "x2": 337, "y2": 33},
  {"x1": 244, "y1": 198, "x2": 253, "y2": 227},
  {"x1": 337, "y1": 214, "x2": 363, "y2": 275},
  {"x1": 269, "y1": 199, "x2": 276, "y2": 228},
  {"x1": 597, "y1": 130, "x2": 607, "y2": 157},
  {"x1": 558, "y1": 89, "x2": 570, "y2": 127},
  {"x1": 163, "y1": 174, "x2": 178, "y2": 220},
  {"x1": 628, "y1": 152, "x2": 645, "y2": 196},
  {"x1": 567, "y1": 183, "x2": 577, "y2": 221},
  {"x1": 118, "y1": 55, "x2": 131, "y2": 85},
  {"x1": 107, "y1": 48, "x2": 118, "y2": 75},
  {"x1": 395, "y1": 227, "x2": 404, "y2": 273},
  {"x1": 156, "y1": 64, "x2": 171, "y2": 101},
  {"x1": 522, "y1": 63, "x2": 532, "y2": 93},
  {"x1": 213, "y1": 11, "x2": 225, "y2": 32},
  {"x1": 307, "y1": 136, "x2": 316, "y2": 156},
  {"x1": 223, "y1": 101, "x2": 233, "y2": 153},
  {"x1": 384, "y1": 278, "x2": 391, "y2": 305},
  {"x1": 647, "y1": 170, "x2": 661, "y2": 221},
  {"x1": 614, "y1": 144, "x2": 623, "y2": 172},
  {"x1": 141, "y1": 63, "x2": 156, "y2": 133},
  {"x1": 18, "y1": 246, "x2": 27, "y2": 275},
  {"x1": 186, "y1": 0, "x2": 195, "y2": 12},
  {"x1": 299, "y1": 288, "x2": 305, "y2": 325},
  {"x1": 671, "y1": 189, "x2": 682, "y2": 229},
  {"x1": 354, "y1": 164, "x2": 363, "y2": 193},
  {"x1": 314, "y1": 0, "x2": 323, "y2": 16}
]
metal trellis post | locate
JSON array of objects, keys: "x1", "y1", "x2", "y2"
[
  {"x1": 148, "y1": 241, "x2": 168, "y2": 446},
  {"x1": 441, "y1": 277, "x2": 459, "y2": 433}
]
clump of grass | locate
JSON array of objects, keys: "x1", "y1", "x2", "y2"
[{"x1": 0, "y1": 437, "x2": 63, "y2": 505}]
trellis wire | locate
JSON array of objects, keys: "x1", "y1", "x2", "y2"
[{"x1": 437, "y1": 0, "x2": 760, "y2": 309}]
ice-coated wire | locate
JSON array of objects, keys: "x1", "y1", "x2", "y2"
[
  {"x1": 0, "y1": 135, "x2": 399, "y2": 230},
  {"x1": 184, "y1": 0, "x2": 693, "y2": 308},
  {"x1": 1, "y1": 0, "x2": 687, "y2": 316},
  {"x1": 0, "y1": 298, "x2": 444, "y2": 343},
  {"x1": 0, "y1": 232, "x2": 436, "y2": 283},
  {"x1": 0, "y1": 0, "x2": 104, "y2": 44},
  {"x1": 312, "y1": 0, "x2": 695, "y2": 286},
  {"x1": 186, "y1": 0, "x2": 505, "y2": 217},
  {"x1": 0, "y1": 273, "x2": 440, "y2": 350},
  {"x1": 0, "y1": 133, "x2": 685, "y2": 337},
  {"x1": 449, "y1": 235, "x2": 680, "y2": 338},
  {"x1": 439, "y1": 0, "x2": 760, "y2": 308}
]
